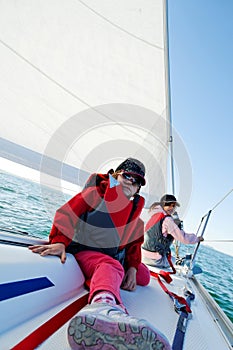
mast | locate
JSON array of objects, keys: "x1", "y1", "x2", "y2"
[
  {"x1": 164, "y1": 0, "x2": 180, "y2": 258},
  {"x1": 164, "y1": 0, "x2": 175, "y2": 195}
]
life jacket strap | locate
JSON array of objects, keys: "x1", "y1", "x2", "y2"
[{"x1": 150, "y1": 253, "x2": 192, "y2": 314}]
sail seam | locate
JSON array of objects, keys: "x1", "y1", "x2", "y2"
[{"x1": 77, "y1": 0, "x2": 164, "y2": 50}]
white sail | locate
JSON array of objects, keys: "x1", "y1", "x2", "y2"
[{"x1": 0, "y1": 0, "x2": 171, "y2": 204}]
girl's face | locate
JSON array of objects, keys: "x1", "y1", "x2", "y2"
[
  {"x1": 163, "y1": 202, "x2": 177, "y2": 215},
  {"x1": 117, "y1": 172, "x2": 140, "y2": 198}
]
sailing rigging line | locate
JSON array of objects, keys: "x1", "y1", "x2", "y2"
[
  {"x1": 194, "y1": 188, "x2": 232, "y2": 234},
  {"x1": 177, "y1": 188, "x2": 233, "y2": 261},
  {"x1": 190, "y1": 188, "x2": 233, "y2": 266},
  {"x1": 197, "y1": 188, "x2": 233, "y2": 221},
  {"x1": 0, "y1": 39, "x2": 88, "y2": 108},
  {"x1": 204, "y1": 240, "x2": 233, "y2": 242},
  {"x1": 209, "y1": 188, "x2": 233, "y2": 212},
  {"x1": 77, "y1": 0, "x2": 163, "y2": 50},
  {"x1": 197, "y1": 188, "x2": 232, "y2": 235}
]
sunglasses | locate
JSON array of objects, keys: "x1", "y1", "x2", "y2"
[
  {"x1": 164, "y1": 202, "x2": 177, "y2": 208},
  {"x1": 121, "y1": 173, "x2": 141, "y2": 186}
]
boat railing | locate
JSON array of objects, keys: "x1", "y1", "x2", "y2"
[{"x1": 190, "y1": 210, "x2": 212, "y2": 270}]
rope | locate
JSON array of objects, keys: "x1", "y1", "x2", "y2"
[{"x1": 210, "y1": 188, "x2": 233, "y2": 212}]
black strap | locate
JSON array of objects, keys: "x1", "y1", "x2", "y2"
[{"x1": 172, "y1": 291, "x2": 195, "y2": 350}]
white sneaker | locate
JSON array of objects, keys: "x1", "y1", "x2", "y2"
[{"x1": 68, "y1": 302, "x2": 171, "y2": 349}]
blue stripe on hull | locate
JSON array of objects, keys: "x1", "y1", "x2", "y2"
[{"x1": 0, "y1": 277, "x2": 54, "y2": 301}]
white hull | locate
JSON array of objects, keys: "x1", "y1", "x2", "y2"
[{"x1": 0, "y1": 230, "x2": 232, "y2": 350}]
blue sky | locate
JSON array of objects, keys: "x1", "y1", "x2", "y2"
[{"x1": 167, "y1": 0, "x2": 233, "y2": 256}]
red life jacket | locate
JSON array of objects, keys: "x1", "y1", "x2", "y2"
[{"x1": 50, "y1": 173, "x2": 145, "y2": 262}]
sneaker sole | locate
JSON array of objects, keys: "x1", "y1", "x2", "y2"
[{"x1": 68, "y1": 312, "x2": 171, "y2": 349}]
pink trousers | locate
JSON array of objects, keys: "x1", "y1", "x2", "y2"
[{"x1": 75, "y1": 250, "x2": 150, "y2": 304}]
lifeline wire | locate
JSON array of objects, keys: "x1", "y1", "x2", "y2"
[{"x1": 204, "y1": 240, "x2": 233, "y2": 242}]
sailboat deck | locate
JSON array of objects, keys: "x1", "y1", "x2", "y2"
[{"x1": 39, "y1": 269, "x2": 232, "y2": 350}]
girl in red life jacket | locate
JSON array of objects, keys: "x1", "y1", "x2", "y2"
[
  {"x1": 142, "y1": 194, "x2": 204, "y2": 268},
  {"x1": 29, "y1": 158, "x2": 171, "y2": 350}
]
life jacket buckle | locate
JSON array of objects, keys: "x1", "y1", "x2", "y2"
[{"x1": 173, "y1": 299, "x2": 187, "y2": 314}]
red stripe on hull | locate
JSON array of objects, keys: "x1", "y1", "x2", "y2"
[{"x1": 12, "y1": 293, "x2": 89, "y2": 350}]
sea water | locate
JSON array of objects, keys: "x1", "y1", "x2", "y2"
[{"x1": 0, "y1": 170, "x2": 232, "y2": 323}]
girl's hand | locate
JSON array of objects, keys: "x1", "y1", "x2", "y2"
[
  {"x1": 28, "y1": 242, "x2": 66, "y2": 263},
  {"x1": 121, "y1": 267, "x2": 137, "y2": 291}
]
